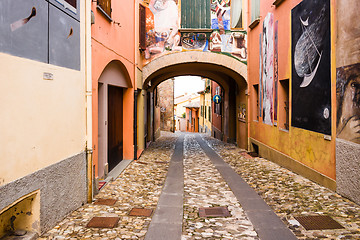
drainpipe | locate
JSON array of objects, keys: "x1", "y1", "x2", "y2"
[
  {"x1": 85, "y1": 0, "x2": 93, "y2": 203},
  {"x1": 134, "y1": 90, "x2": 138, "y2": 160}
]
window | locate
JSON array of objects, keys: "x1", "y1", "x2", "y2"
[
  {"x1": 204, "y1": 106, "x2": 207, "y2": 119},
  {"x1": 231, "y1": 0, "x2": 243, "y2": 29},
  {"x1": 139, "y1": 4, "x2": 146, "y2": 50},
  {"x1": 208, "y1": 106, "x2": 211, "y2": 121},
  {"x1": 279, "y1": 79, "x2": 289, "y2": 130},
  {"x1": 253, "y1": 84, "x2": 259, "y2": 121},
  {"x1": 181, "y1": 0, "x2": 211, "y2": 29},
  {"x1": 65, "y1": 0, "x2": 76, "y2": 8},
  {"x1": 97, "y1": 0, "x2": 111, "y2": 19},
  {"x1": 251, "y1": 0, "x2": 260, "y2": 23}
]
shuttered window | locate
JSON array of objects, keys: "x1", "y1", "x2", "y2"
[
  {"x1": 181, "y1": 0, "x2": 211, "y2": 29},
  {"x1": 139, "y1": 4, "x2": 146, "y2": 50},
  {"x1": 251, "y1": 0, "x2": 260, "y2": 23},
  {"x1": 98, "y1": 0, "x2": 111, "y2": 18}
]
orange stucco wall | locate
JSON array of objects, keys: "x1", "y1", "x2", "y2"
[
  {"x1": 91, "y1": 1, "x2": 136, "y2": 178},
  {"x1": 247, "y1": 0, "x2": 336, "y2": 180}
]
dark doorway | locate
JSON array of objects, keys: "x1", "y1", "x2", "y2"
[{"x1": 108, "y1": 85, "x2": 123, "y2": 172}]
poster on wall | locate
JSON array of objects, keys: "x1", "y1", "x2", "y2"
[
  {"x1": 259, "y1": 33, "x2": 262, "y2": 118},
  {"x1": 336, "y1": 63, "x2": 360, "y2": 144},
  {"x1": 262, "y1": 12, "x2": 274, "y2": 125},
  {"x1": 274, "y1": 20, "x2": 278, "y2": 122},
  {"x1": 291, "y1": 0, "x2": 331, "y2": 135}
]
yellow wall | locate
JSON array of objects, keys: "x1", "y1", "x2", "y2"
[{"x1": 0, "y1": 4, "x2": 87, "y2": 185}]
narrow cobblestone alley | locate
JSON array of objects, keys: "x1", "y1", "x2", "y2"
[{"x1": 41, "y1": 132, "x2": 360, "y2": 240}]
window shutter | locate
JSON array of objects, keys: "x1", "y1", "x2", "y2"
[
  {"x1": 98, "y1": 0, "x2": 111, "y2": 17},
  {"x1": 139, "y1": 4, "x2": 146, "y2": 50}
]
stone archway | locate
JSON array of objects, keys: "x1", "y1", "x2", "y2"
[{"x1": 142, "y1": 51, "x2": 248, "y2": 149}]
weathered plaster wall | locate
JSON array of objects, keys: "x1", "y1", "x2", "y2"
[
  {"x1": 158, "y1": 79, "x2": 174, "y2": 132},
  {"x1": 336, "y1": 139, "x2": 360, "y2": 204},
  {"x1": 0, "y1": 153, "x2": 87, "y2": 234}
]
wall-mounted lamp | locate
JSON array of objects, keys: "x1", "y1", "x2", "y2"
[{"x1": 91, "y1": 10, "x2": 95, "y2": 24}]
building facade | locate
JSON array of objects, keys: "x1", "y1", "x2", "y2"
[{"x1": 0, "y1": 0, "x2": 91, "y2": 236}]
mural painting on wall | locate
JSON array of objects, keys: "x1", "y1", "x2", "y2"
[
  {"x1": 274, "y1": 20, "x2": 278, "y2": 122},
  {"x1": 259, "y1": 33, "x2": 262, "y2": 118},
  {"x1": 143, "y1": 0, "x2": 182, "y2": 62},
  {"x1": 336, "y1": 63, "x2": 360, "y2": 144},
  {"x1": 142, "y1": 0, "x2": 247, "y2": 64},
  {"x1": 209, "y1": 0, "x2": 247, "y2": 62},
  {"x1": 291, "y1": 0, "x2": 331, "y2": 135},
  {"x1": 0, "y1": 0, "x2": 80, "y2": 70},
  {"x1": 262, "y1": 13, "x2": 274, "y2": 125}
]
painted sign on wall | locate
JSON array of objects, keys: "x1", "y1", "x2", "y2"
[
  {"x1": 291, "y1": 0, "x2": 331, "y2": 135},
  {"x1": 262, "y1": 13, "x2": 274, "y2": 125}
]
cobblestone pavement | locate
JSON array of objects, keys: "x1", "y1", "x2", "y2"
[
  {"x1": 203, "y1": 135, "x2": 360, "y2": 240},
  {"x1": 41, "y1": 132, "x2": 360, "y2": 239},
  {"x1": 40, "y1": 132, "x2": 177, "y2": 240},
  {"x1": 182, "y1": 135, "x2": 258, "y2": 240}
]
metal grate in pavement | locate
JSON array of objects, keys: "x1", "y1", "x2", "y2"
[
  {"x1": 155, "y1": 161, "x2": 168, "y2": 164},
  {"x1": 294, "y1": 215, "x2": 344, "y2": 230},
  {"x1": 199, "y1": 207, "x2": 231, "y2": 218},
  {"x1": 129, "y1": 208, "x2": 153, "y2": 217},
  {"x1": 94, "y1": 198, "x2": 117, "y2": 206},
  {"x1": 86, "y1": 217, "x2": 119, "y2": 228}
]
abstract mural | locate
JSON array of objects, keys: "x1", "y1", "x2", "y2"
[
  {"x1": 336, "y1": 63, "x2": 360, "y2": 144},
  {"x1": 291, "y1": 0, "x2": 331, "y2": 135},
  {"x1": 0, "y1": 0, "x2": 80, "y2": 70},
  {"x1": 274, "y1": 20, "x2": 278, "y2": 122},
  {"x1": 262, "y1": 13, "x2": 274, "y2": 125},
  {"x1": 142, "y1": 0, "x2": 247, "y2": 64},
  {"x1": 211, "y1": 0, "x2": 231, "y2": 31},
  {"x1": 143, "y1": 0, "x2": 182, "y2": 61}
]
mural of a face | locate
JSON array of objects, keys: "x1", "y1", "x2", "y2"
[{"x1": 337, "y1": 63, "x2": 360, "y2": 143}]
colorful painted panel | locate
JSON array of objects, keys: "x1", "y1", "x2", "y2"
[
  {"x1": 262, "y1": 13, "x2": 274, "y2": 125},
  {"x1": 143, "y1": 0, "x2": 182, "y2": 61},
  {"x1": 274, "y1": 20, "x2": 278, "y2": 122},
  {"x1": 209, "y1": 30, "x2": 247, "y2": 61},
  {"x1": 291, "y1": 0, "x2": 331, "y2": 135},
  {"x1": 336, "y1": 63, "x2": 360, "y2": 144},
  {"x1": 142, "y1": 0, "x2": 247, "y2": 65},
  {"x1": 259, "y1": 33, "x2": 262, "y2": 118},
  {"x1": 211, "y1": 0, "x2": 230, "y2": 31}
]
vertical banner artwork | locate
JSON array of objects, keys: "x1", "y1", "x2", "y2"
[
  {"x1": 291, "y1": 0, "x2": 331, "y2": 135},
  {"x1": 262, "y1": 13, "x2": 274, "y2": 125},
  {"x1": 274, "y1": 20, "x2": 278, "y2": 122},
  {"x1": 336, "y1": 0, "x2": 360, "y2": 144},
  {"x1": 259, "y1": 33, "x2": 262, "y2": 118}
]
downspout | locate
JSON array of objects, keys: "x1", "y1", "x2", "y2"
[
  {"x1": 134, "y1": 90, "x2": 138, "y2": 160},
  {"x1": 85, "y1": 0, "x2": 93, "y2": 203}
]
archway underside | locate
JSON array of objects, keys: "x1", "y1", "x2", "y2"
[{"x1": 142, "y1": 52, "x2": 249, "y2": 149}]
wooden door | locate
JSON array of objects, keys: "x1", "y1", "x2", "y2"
[{"x1": 108, "y1": 85, "x2": 123, "y2": 172}]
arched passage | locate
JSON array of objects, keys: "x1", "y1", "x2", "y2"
[
  {"x1": 95, "y1": 60, "x2": 133, "y2": 181},
  {"x1": 142, "y1": 52, "x2": 248, "y2": 149}
]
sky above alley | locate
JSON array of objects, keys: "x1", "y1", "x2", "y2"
[{"x1": 174, "y1": 76, "x2": 205, "y2": 97}]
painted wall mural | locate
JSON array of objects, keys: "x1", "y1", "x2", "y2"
[
  {"x1": 211, "y1": 0, "x2": 230, "y2": 30},
  {"x1": 336, "y1": 0, "x2": 360, "y2": 144},
  {"x1": 262, "y1": 13, "x2": 274, "y2": 125},
  {"x1": 274, "y1": 20, "x2": 278, "y2": 122},
  {"x1": 142, "y1": 0, "x2": 247, "y2": 65},
  {"x1": 291, "y1": 0, "x2": 331, "y2": 135},
  {"x1": 0, "y1": 0, "x2": 80, "y2": 70}
]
